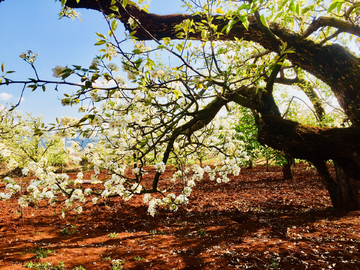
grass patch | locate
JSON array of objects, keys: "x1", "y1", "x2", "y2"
[{"x1": 24, "y1": 261, "x2": 64, "y2": 270}]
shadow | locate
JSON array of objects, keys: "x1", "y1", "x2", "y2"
[{"x1": 1, "y1": 165, "x2": 360, "y2": 269}]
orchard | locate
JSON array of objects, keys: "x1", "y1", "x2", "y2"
[{"x1": 0, "y1": 0, "x2": 360, "y2": 269}]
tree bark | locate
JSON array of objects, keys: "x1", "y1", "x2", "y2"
[
  {"x1": 257, "y1": 115, "x2": 360, "y2": 161},
  {"x1": 282, "y1": 154, "x2": 294, "y2": 180}
]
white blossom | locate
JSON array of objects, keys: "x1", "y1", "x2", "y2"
[
  {"x1": 155, "y1": 161, "x2": 166, "y2": 173},
  {"x1": 107, "y1": 63, "x2": 119, "y2": 72},
  {"x1": 52, "y1": 66, "x2": 66, "y2": 78}
]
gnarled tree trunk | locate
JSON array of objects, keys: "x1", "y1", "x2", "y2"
[{"x1": 258, "y1": 115, "x2": 360, "y2": 210}]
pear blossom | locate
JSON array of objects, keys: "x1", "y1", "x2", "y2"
[{"x1": 52, "y1": 66, "x2": 66, "y2": 78}]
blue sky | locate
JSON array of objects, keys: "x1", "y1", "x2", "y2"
[{"x1": 0, "y1": 0, "x2": 184, "y2": 124}]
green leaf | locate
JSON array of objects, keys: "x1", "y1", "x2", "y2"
[
  {"x1": 95, "y1": 32, "x2": 107, "y2": 39},
  {"x1": 42, "y1": 85, "x2": 46, "y2": 92},
  {"x1": 328, "y1": 0, "x2": 344, "y2": 13},
  {"x1": 6, "y1": 71, "x2": 15, "y2": 74},
  {"x1": 85, "y1": 80, "x2": 92, "y2": 89},
  {"x1": 224, "y1": 19, "x2": 236, "y2": 34},
  {"x1": 337, "y1": 1, "x2": 344, "y2": 13},
  {"x1": 174, "y1": 89, "x2": 180, "y2": 99},
  {"x1": 295, "y1": 3, "x2": 300, "y2": 15},
  {"x1": 239, "y1": 15, "x2": 249, "y2": 30},
  {"x1": 110, "y1": 5, "x2": 119, "y2": 12},
  {"x1": 111, "y1": 19, "x2": 118, "y2": 31},
  {"x1": 76, "y1": 0, "x2": 80, "y2": 3},
  {"x1": 61, "y1": 0, "x2": 67, "y2": 6},
  {"x1": 91, "y1": 73, "x2": 101, "y2": 82},
  {"x1": 176, "y1": 43, "x2": 183, "y2": 52},
  {"x1": 123, "y1": 0, "x2": 128, "y2": 7},
  {"x1": 288, "y1": 0, "x2": 295, "y2": 12},
  {"x1": 1, "y1": 62, "x2": 4, "y2": 72},
  {"x1": 301, "y1": 5, "x2": 312, "y2": 15},
  {"x1": 260, "y1": 14, "x2": 269, "y2": 28},
  {"x1": 328, "y1": 1, "x2": 338, "y2": 12},
  {"x1": 201, "y1": 29, "x2": 208, "y2": 40},
  {"x1": 95, "y1": 40, "x2": 106, "y2": 46},
  {"x1": 78, "y1": 116, "x2": 88, "y2": 124},
  {"x1": 279, "y1": 0, "x2": 289, "y2": 9},
  {"x1": 162, "y1": 37, "x2": 171, "y2": 45},
  {"x1": 61, "y1": 72, "x2": 71, "y2": 80}
]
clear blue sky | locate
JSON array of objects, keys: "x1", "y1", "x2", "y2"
[{"x1": 0, "y1": 0, "x2": 184, "y2": 124}]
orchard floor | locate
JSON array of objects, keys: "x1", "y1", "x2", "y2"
[{"x1": 1, "y1": 164, "x2": 360, "y2": 270}]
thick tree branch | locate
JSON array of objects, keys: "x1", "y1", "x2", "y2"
[
  {"x1": 302, "y1": 16, "x2": 360, "y2": 39},
  {"x1": 258, "y1": 115, "x2": 360, "y2": 160},
  {"x1": 265, "y1": 63, "x2": 282, "y2": 96}
]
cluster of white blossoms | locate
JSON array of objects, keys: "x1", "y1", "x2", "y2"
[
  {"x1": 134, "y1": 42, "x2": 151, "y2": 53},
  {"x1": 0, "y1": 143, "x2": 11, "y2": 157},
  {"x1": 0, "y1": 31, "x2": 256, "y2": 219},
  {"x1": 155, "y1": 161, "x2": 166, "y2": 173},
  {"x1": 152, "y1": 69, "x2": 166, "y2": 79},
  {"x1": 115, "y1": 75, "x2": 126, "y2": 85},
  {"x1": 19, "y1": 50, "x2": 39, "y2": 64},
  {"x1": 0, "y1": 76, "x2": 249, "y2": 218},
  {"x1": 0, "y1": 178, "x2": 20, "y2": 200},
  {"x1": 0, "y1": 94, "x2": 247, "y2": 219},
  {"x1": 61, "y1": 115, "x2": 79, "y2": 128},
  {"x1": 147, "y1": 192, "x2": 189, "y2": 217},
  {"x1": 52, "y1": 65, "x2": 66, "y2": 78},
  {"x1": 90, "y1": 114, "x2": 103, "y2": 127},
  {"x1": 107, "y1": 63, "x2": 119, "y2": 72},
  {"x1": 106, "y1": 44, "x2": 118, "y2": 58}
]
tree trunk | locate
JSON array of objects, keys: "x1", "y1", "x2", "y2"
[
  {"x1": 311, "y1": 159, "x2": 360, "y2": 210},
  {"x1": 333, "y1": 159, "x2": 360, "y2": 210},
  {"x1": 282, "y1": 154, "x2": 294, "y2": 180},
  {"x1": 258, "y1": 115, "x2": 360, "y2": 210}
]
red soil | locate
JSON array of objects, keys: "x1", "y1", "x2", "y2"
[{"x1": 0, "y1": 164, "x2": 360, "y2": 269}]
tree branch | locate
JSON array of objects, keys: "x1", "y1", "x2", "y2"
[
  {"x1": 258, "y1": 115, "x2": 360, "y2": 160},
  {"x1": 302, "y1": 16, "x2": 360, "y2": 39}
]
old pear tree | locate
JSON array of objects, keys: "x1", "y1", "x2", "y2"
[{"x1": 1, "y1": 0, "x2": 360, "y2": 213}]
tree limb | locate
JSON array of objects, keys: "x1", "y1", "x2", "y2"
[
  {"x1": 258, "y1": 115, "x2": 360, "y2": 160},
  {"x1": 302, "y1": 16, "x2": 360, "y2": 39}
]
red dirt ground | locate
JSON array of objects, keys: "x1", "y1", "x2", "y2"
[{"x1": 0, "y1": 164, "x2": 360, "y2": 269}]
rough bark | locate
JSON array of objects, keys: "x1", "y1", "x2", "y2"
[
  {"x1": 257, "y1": 115, "x2": 360, "y2": 161},
  {"x1": 282, "y1": 154, "x2": 294, "y2": 180}
]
